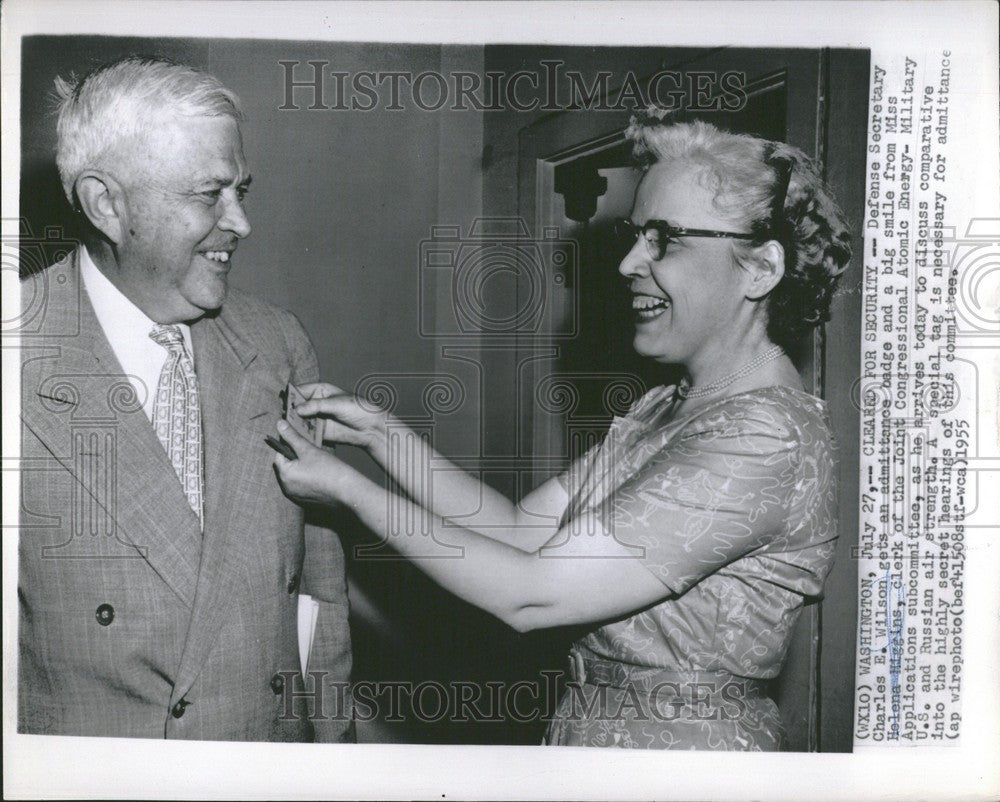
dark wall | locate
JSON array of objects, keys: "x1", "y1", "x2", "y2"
[{"x1": 21, "y1": 35, "x2": 447, "y2": 387}]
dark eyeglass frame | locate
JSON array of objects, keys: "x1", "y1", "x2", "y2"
[{"x1": 614, "y1": 218, "x2": 756, "y2": 261}]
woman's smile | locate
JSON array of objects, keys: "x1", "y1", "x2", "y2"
[{"x1": 631, "y1": 292, "x2": 671, "y2": 322}]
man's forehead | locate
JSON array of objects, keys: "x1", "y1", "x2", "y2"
[
  {"x1": 133, "y1": 114, "x2": 249, "y2": 181},
  {"x1": 170, "y1": 151, "x2": 250, "y2": 188}
]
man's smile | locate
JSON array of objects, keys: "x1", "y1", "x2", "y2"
[{"x1": 201, "y1": 249, "x2": 231, "y2": 263}]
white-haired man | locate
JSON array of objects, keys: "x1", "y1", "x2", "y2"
[{"x1": 18, "y1": 56, "x2": 353, "y2": 742}]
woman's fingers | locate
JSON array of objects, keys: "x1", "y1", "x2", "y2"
[
  {"x1": 272, "y1": 420, "x2": 353, "y2": 506},
  {"x1": 272, "y1": 451, "x2": 293, "y2": 473},
  {"x1": 317, "y1": 419, "x2": 362, "y2": 443},
  {"x1": 275, "y1": 419, "x2": 314, "y2": 456},
  {"x1": 296, "y1": 382, "x2": 343, "y2": 400},
  {"x1": 295, "y1": 394, "x2": 347, "y2": 418},
  {"x1": 295, "y1": 393, "x2": 370, "y2": 423},
  {"x1": 273, "y1": 420, "x2": 323, "y2": 490},
  {"x1": 290, "y1": 393, "x2": 387, "y2": 451}
]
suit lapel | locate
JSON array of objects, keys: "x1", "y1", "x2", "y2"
[
  {"x1": 20, "y1": 252, "x2": 202, "y2": 607},
  {"x1": 171, "y1": 309, "x2": 276, "y2": 699}
]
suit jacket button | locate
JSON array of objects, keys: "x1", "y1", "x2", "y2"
[
  {"x1": 171, "y1": 699, "x2": 189, "y2": 718},
  {"x1": 286, "y1": 573, "x2": 299, "y2": 594},
  {"x1": 95, "y1": 604, "x2": 115, "y2": 626},
  {"x1": 270, "y1": 673, "x2": 286, "y2": 695}
]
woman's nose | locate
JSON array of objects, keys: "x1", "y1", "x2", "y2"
[{"x1": 618, "y1": 238, "x2": 650, "y2": 279}]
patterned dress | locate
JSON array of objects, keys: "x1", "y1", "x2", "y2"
[{"x1": 544, "y1": 384, "x2": 839, "y2": 750}]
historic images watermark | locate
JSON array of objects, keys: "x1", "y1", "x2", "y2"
[
  {"x1": 275, "y1": 672, "x2": 762, "y2": 726},
  {"x1": 417, "y1": 218, "x2": 577, "y2": 340},
  {"x1": 279, "y1": 60, "x2": 749, "y2": 113},
  {"x1": 3, "y1": 219, "x2": 80, "y2": 337}
]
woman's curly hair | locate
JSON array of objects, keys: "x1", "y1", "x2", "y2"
[{"x1": 626, "y1": 115, "x2": 853, "y2": 351}]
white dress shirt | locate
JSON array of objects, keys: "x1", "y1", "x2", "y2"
[{"x1": 79, "y1": 245, "x2": 195, "y2": 422}]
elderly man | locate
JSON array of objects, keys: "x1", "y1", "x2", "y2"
[{"x1": 18, "y1": 56, "x2": 353, "y2": 742}]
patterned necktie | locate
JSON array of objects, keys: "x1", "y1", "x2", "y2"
[{"x1": 149, "y1": 324, "x2": 204, "y2": 529}]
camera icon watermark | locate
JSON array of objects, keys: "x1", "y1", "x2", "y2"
[
  {"x1": 850, "y1": 372, "x2": 961, "y2": 419},
  {"x1": 2, "y1": 218, "x2": 81, "y2": 339},
  {"x1": 418, "y1": 217, "x2": 578, "y2": 340},
  {"x1": 946, "y1": 217, "x2": 1000, "y2": 336}
]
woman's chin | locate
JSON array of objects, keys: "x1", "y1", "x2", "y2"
[{"x1": 632, "y1": 332, "x2": 675, "y2": 362}]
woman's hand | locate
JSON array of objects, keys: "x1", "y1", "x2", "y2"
[
  {"x1": 272, "y1": 419, "x2": 360, "y2": 507},
  {"x1": 295, "y1": 382, "x2": 390, "y2": 455}
]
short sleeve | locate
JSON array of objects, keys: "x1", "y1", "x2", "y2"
[
  {"x1": 555, "y1": 441, "x2": 602, "y2": 492},
  {"x1": 598, "y1": 412, "x2": 801, "y2": 595}
]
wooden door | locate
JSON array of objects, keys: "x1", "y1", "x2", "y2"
[{"x1": 516, "y1": 47, "x2": 869, "y2": 751}]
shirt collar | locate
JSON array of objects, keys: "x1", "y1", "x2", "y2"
[{"x1": 79, "y1": 245, "x2": 193, "y2": 350}]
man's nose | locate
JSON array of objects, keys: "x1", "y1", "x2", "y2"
[
  {"x1": 618, "y1": 238, "x2": 650, "y2": 279},
  {"x1": 219, "y1": 193, "x2": 251, "y2": 239}
]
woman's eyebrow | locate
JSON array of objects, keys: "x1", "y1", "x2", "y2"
[{"x1": 644, "y1": 217, "x2": 679, "y2": 229}]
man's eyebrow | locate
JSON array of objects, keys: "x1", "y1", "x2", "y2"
[{"x1": 195, "y1": 174, "x2": 253, "y2": 188}]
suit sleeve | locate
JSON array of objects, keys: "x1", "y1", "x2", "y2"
[{"x1": 284, "y1": 313, "x2": 356, "y2": 743}]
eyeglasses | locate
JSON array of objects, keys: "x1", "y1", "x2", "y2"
[{"x1": 612, "y1": 218, "x2": 756, "y2": 262}]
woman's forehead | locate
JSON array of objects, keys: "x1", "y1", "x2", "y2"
[{"x1": 632, "y1": 160, "x2": 722, "y2": 227}]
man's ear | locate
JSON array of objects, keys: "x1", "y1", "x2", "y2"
[
  {"x1": 744, "y1": 240, "x2": 786, "y2": 300},
  {"x1": 75, "y1": 171, "x2": 127, "y2": 245}
]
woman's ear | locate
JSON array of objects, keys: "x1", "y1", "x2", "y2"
[
  {"x1": 744, "y1": 240, "x2": 786, "y2": 300},
  {"x1": 74, "y1": 170, "x2": 127, "y2": 245}
]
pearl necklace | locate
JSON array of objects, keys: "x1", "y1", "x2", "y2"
[{"x1": 676, "y1": 345, "x2": 785, "y2": 400}]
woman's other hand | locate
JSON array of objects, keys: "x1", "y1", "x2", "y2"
[
  {"x1": 295, "y1": 382, "x2": 389, "y2": 454},
  {"x1": 272, "y1": 419, "x2": 359, "y2": 507}
]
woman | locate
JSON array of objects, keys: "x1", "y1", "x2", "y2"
[{"x1": 273, "y1": 117, "x2": 852, "y2": 750}]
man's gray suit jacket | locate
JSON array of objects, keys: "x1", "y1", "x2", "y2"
[{"x1": 18, "y1": 249, "x2": 353, "y2": 741}]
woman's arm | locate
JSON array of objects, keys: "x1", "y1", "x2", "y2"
[
  {"x1": 273, "y1": 419, "x2": 667, "y2": 630},
  {"x1": 294, "y1": 384, "x2": 570, "y2": 552},
  {"x1": 274, "y1": 402, "x2": 802, "y2": 632}
]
